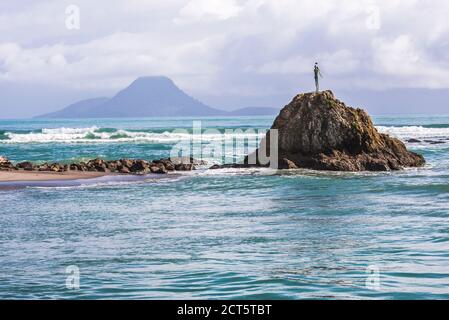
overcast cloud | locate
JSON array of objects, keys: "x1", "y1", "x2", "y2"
[{"x1": 1, "y1": 0, "x2": 449, "y2": 117}]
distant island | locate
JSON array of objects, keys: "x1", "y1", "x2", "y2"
[{"x1": 36, "y1": 76, "x2": 278, "y2": 118}]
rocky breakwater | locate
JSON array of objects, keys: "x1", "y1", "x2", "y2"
[
  {"x1": 213, "y1": 90, "x2": 425, "y2": 171},
  {"x1": 0, "y1": 156, "x2": 205, "y2": 174}
]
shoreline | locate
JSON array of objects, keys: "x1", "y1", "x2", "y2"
[
  {"x1": 0, "y1": 156, "x2": 202, "y2": 189},
  {"x1": 0, "y1": 170, "x2": 108, "y2": 182},
  {"x1": 0, "y1": 170, "x2": 183, "y2": 190}
]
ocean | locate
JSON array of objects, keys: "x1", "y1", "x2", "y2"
[{"x1": 0, "y1": 114, "x2": 449, "y2": 299}]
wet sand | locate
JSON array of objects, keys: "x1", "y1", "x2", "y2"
[
  {"x1": 0, "y1": 170, "x2": 107, "y2": 182},
  {"x1": 0, "y1": 170, "x2": 182, "y2": 189}
]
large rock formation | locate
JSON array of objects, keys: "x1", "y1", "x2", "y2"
[{"x1": 245, "y1": 90, "x2": 425, "y2": 171}]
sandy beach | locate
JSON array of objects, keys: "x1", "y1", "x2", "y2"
[{"x1": 0, "y1": 170, "x2": 107, "y2": 182}]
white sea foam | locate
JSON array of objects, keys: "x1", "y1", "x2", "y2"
[
  {"x1": 3, "y1": 125, "x2": 448, "y2": 144},
  {"x1": 2, "y1": 126, "x2": 264, "y2": 144},
  {"x1": 376, "y1": 126, "x2": 449, "y2": 140},
  {"x1": 41, "y1": 126, "x2": 100, "y2": 135}
]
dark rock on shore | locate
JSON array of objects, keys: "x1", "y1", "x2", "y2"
[
  {"x1": 50, "y1": 163, "x2": 63, "y2": 172},
  {"x1": 130, "y1": 159, "x2": 149, "y2": 173},
  {"x1": 16, "y1": 161, "x2": 34, "y2": 171},
  {"x1": 0, "y1": 156, "x2": 14, "y2": 170},
  {"x1": 150, "y1": 163, "x2": 167, "y2": 174},
  {"x1": 0, "y1": 156, "x2": 206, "y2": 175},
  {"x1": 212, "y1": 91, "x2": 425, "y2": 172},
  {"x1": 424, "y1": 140, "x2": 445, "y2": 145},
  {"x1": 170, "y1": 156, "x2": 207, "y2": 166},
  {"x1": 278, "y1": 158, "x2": 298, "y2": 169},
  {"x1": 209, "y1": 163, "x2": 258, "y2": 170},
  {"x1": 87, "y1": 159, "x2": 108, "y2": 172},
  {"x1": 37, "y1": 163, "x2": 50, "y2": 171}
]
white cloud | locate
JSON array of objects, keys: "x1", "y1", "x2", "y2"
[
  {"x1": 1, "y1": 0, "x2": 449, "y2": 98},
  {"x1": 176, "y1": 0, "x2": 242, "y2": 22},
  {"x1": 0, "y1": 30, "x2": 226, "y2": 93},
  {"x1": 253, "y1": 50, "x2": 359, "y2": 76},
  {"x1": 371, "y1": 35, "x2": 449, "y2": 89}
]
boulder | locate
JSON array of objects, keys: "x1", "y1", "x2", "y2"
[
  {"x1": 130, "y1": 160, "x2": 149, "y2": 173},
  {"x1": 0, "y1": 156, "x2": 13, "y2": 170},
  {"x1": 78, "y1": 162, "x2": 88, "y2": 171},
  {"x1": 16, "y1": 161, "x2": 34, "y2": 171},
  {"x1": 95, "y1": 165, "x2": 108, "y2": 172},
  {"x1": 86, "y1": 158, "x2": 108, "y2": 172},
  {"x1": 247, "y1": 90, "x2": 425, "y2": 171},
  {"x1": 38, "y1": 163, "x2": 51, "y2": 171},
  {"x1": 106, "y1": 160, "x2": 121, "y2": 172},
  {"x1": 175, "y1": 163, "x2": 194, "y2": 171},
  {"x1": 170, "y1": 156, "x2": 207, "y2": 166},
  {"x1": 158, "y1": 159, "x2": 175, "y2": 171},
  {"x1": 424, "y1": 140, "x2": 445, "y2": 145},
  {"x1": 119, "y1": 166, "x2": 131, "y2": 174},
  {"x1": 69, "y1": 163, "x2": 79, "y2": 171},
  {"x1": 50, "y1": 163, "x2": 62, "y2": 172},
  {"x1": 278, "y1": 158, "x2": 298, "y2": 169},
  {"x1": 120, "y1": 159, "x2": 134, "y2": 169},
  {"x1": 208, "y1": 163, "x2": 256, "y2": 169},
  {"x1": 150, "y1": 163, "x2": 167, "y2": 174}
]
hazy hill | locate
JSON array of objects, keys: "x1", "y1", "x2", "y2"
[
  {"x1": 37, "y1": 97, "x2": 109, "y2": 118},
  {"x1": 227, "y1": 107, "x2": 278, "y2": 116},
  {"x1": 36, "y1": 76, "x2": 231, "y2": 118}
]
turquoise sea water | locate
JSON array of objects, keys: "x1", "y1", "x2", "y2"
[{"x1": 1, "y1": 115, "x2": 449, "y2": 299}]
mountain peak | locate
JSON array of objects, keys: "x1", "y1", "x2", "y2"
[
  {"x1": 35, "y1": 76, "x2": 279, "y2": 118},
  {"x1": 132, "y1": 75, "x2": 174, "y2": 85},
  {"x1": 124, "y1": 76, "x2": 178, "y2": 93},
  {"x1": 36, "y1": 76, "x2": 225, "y2": 118}
]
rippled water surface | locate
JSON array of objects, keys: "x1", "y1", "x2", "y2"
[{"x1": 1, "y1": 115, "x2": 449, "y2": 299}]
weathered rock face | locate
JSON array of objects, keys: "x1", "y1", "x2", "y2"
[{"x1": 248, "y1": 90, "x2": 425, "y2": 171}]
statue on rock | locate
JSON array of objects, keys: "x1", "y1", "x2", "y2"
[{"x1": 314, "y1": 62, "x2": 322, "y2": 93}]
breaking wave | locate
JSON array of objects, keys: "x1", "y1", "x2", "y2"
[
  {"x1": 1, "y1": 126, "x2": 264, "y2": 144},
  {"x1": 377, "y1": 126, "x2": 449, "y2": 141},
  {"x1": 1, "y1": 124, "x2": 448, "y2": 144}
]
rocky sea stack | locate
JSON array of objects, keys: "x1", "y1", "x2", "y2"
[{"x1": 247, "y1": 90, "x2": 425, "y2": 171}]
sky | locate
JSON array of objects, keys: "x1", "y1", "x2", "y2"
[{"x1": 1, "y1": 0, "x2": 449, "y2": 118}]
